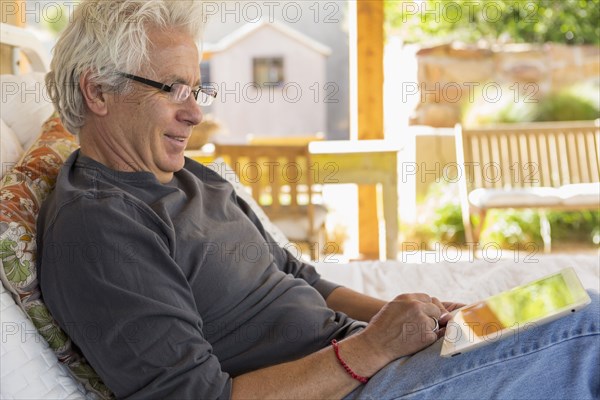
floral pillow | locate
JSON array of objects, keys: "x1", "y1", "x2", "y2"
[{"x1": 0, "y1": 115, "x2": 113, "y2": 399}]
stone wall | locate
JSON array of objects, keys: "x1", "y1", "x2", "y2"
[{"x1": 410, "y1": 42, "x2": 600, "y2": 127}]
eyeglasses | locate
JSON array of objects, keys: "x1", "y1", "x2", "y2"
[{"x1": 119, "y1": 72, "x2": 217, "y2": 106}]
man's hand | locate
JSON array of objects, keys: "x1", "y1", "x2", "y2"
[
  {"x1": 434, "y1": 300, "x2": 466, "y2": 334},
  {"x1": 355, "y1": 293, "x2": 444, "y2": 370},
  {"x1": 231, "y1": 294, "x2": 466, "y2": 399}
]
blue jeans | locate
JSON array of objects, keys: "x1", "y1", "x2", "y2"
[{"x1": 345, "y1": 290, "x2": 600, "y2": 400}]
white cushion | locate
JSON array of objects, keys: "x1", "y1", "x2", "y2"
[
  {"x1": 207, "y1": 157, "x2": 290, "y2": 246},
  {"x1": 558, "y1": 183, "x2": 600, "y2": 206},
  {"x1": 468, "y1": 187, "x2": 562, "y2": 208},
  {"x1": 0, "y1": 73, "x2": 55, "y2": 149},
  {"x1": 1, "y1": 282, "x2": 87, "y2": 399},
  {"x1": 0, "y1": 118, "x2": 24, "y2": 178}
]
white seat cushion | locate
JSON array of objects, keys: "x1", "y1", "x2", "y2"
[
  {"x1": 558, "y1": 183, "x2": 600, "y2": 206},
  {"x1": 0, "y1": 73, "x2": 55, "y2": 150},
  {"x1": 0, "y1": 119, "x2": 24, "y2": 179},
  {"x1": 468, "y1": 187, "x2": 562, "y2": 208},
  {"x1": 1, "y1": 282, "x2": 87, "y2": 399}
]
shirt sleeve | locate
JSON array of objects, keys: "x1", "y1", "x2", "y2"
[
  {"x1": 38, "y1": 194, "x2": 232, "y2": 400},
  {"x1": 232, "y1": 194, "x2": 340, "y2": 299}
]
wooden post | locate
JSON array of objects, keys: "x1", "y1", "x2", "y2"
[
  {"x1": 0, "y1": 1, "x2": 25, "y2": 74},
  {"x1": 356, "y1": 0, "x2": 384, "y2": 259}
]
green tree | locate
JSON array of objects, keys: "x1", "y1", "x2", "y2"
[
  {"x1": 386, "y1": 0, "x2": 600, "y2": 45},
  {"x1": 41, "y1": 4, "x2": 70, "y2": 36}
]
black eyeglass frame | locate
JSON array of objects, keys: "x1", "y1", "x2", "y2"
[{"x1": 119, "y1": 72, "x2": 217, "y2": 104}]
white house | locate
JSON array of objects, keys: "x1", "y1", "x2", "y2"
[{"x1": 203, "y1": 19, "x2": 331, "y2": 143}]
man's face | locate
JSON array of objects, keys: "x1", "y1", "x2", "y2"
[{"x1": 101, "y1": 27, "x2": 202, "y2": 183}]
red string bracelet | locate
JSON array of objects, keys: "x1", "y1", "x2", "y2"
[{"x1": 331, "y1": 339, "x2": 369, "y2": 384}]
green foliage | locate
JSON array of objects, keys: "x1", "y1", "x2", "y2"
[
  {"x1": 414, "y1": 183, "x2": 599, "y2": 249},
  {"x1": 533, "y1": 85, "x2": 600, "y2": 121},
  {"x1": 481, "y1": 209, "x2": 600, "y2": 248},
  {"x1": 386, "y1": 0, "x2": 600, "y2": 45},
  {"x1": 481, "y1": 209, "x2": 543, "y2": 249},
  {"x1": 462, "y1": 82, "x2": 600, "y2": 125},
  {"x1": 547, "y1": 210, "x2": 600, "y2": 243},
  {"x1": 430, "y1": 202, "x2": 466, "y2": 244},
  {"x1": 41, "y1": 4, "x2": 70, "y2": 35},
  {"x1": 462, "y1": 84, "x2": 538, "y2": 126},
  {"x1": 414, "y1": 182, "x2": 466, "y2": 247}
]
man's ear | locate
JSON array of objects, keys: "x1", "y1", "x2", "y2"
[{"x1": 79, "y1": 70, "x2": 108, "y2": 116}]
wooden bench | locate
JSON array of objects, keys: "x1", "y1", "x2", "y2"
[{"x1": 455, "y1": 119, "x2": 600, "y2": 252}]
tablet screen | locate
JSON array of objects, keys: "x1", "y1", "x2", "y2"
[
  {"x1": 459, "y1": 273, "x2": 582, "y2": 337},
  {"x1": 441, "y1": 268, "x2": 591, "y2": 357}
]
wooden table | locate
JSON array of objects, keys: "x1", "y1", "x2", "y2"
[
  {"x1": 308, "y1": 140, "x2": 400, "y2": 260},
  {"x1": 186, "y1": 139, "x2": 401, "y2": 260}
]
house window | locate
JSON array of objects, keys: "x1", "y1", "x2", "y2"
[
  {"x1": 253, "y1": 57, "x2": 284, "y2": 86},
  {"x1": 200, "y1": 61, "x2": 211, "y2": 86}
]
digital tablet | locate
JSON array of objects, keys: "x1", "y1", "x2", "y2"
[{"x1": 440, "y1": 267, "x2": 591, "y2": 358}]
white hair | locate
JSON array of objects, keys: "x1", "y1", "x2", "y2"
[{"x1": 46, "y1": 0, "x2": 205, "y2": 134}]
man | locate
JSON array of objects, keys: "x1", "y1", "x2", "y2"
[{"x1": 39, "y1": 1, "x2": 599, "y2": 399}]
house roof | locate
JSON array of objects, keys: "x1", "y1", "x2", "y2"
[{"x1": 204, "y1": 19, "x2": 332, "y2": 56}]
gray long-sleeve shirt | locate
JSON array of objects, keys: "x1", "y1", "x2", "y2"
[{"x1": 37, "y1": 151, "x2": 363, "y2": 399}]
